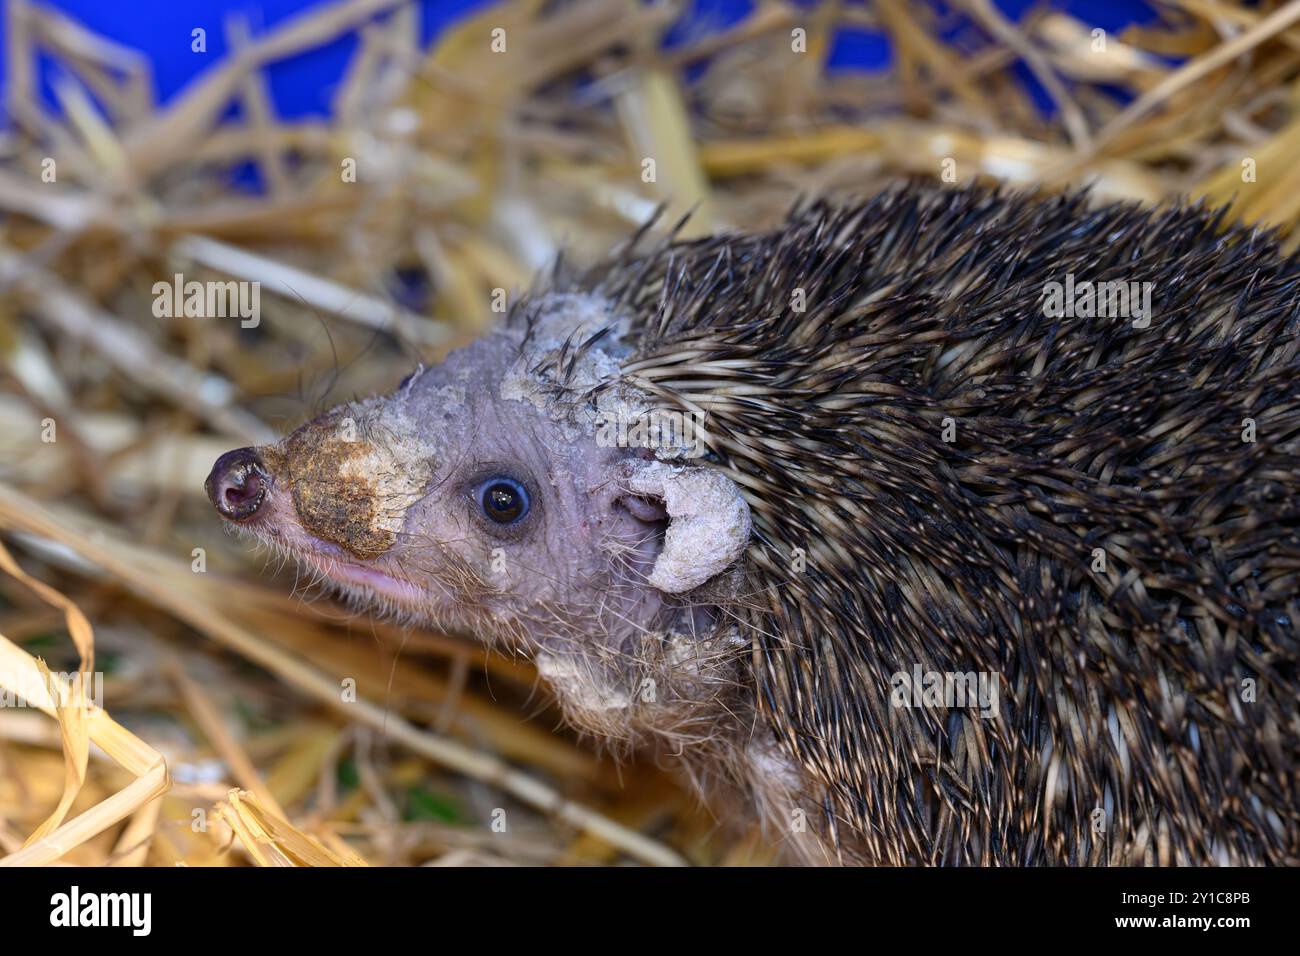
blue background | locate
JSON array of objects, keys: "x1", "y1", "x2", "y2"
[{"x1": 0, "y1": 0, "x2": 1159, "y2": 124}]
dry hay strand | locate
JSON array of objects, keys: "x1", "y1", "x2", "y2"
[{"x1": 0, "y1": 542, "x2": 168, "y2": 867}]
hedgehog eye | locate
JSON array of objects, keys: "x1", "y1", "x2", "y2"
[{"x1": 479, "y1": 477, "x2": 529, "y2": 525}]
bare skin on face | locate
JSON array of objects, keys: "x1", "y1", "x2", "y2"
[{"x1": 206, "y1": 296, "x2": 759, "y2": 774}]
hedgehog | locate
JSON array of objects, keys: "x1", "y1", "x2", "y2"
[{"x1": 206, "y1": 184, "x2": 1300, "y2": 865}]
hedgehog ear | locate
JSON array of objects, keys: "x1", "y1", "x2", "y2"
[{"x1": 622, "y1": 460, "x2": 752, "y2": 593}]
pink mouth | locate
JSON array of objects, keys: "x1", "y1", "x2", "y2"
[
  {"x1": 297, "y1": 544, "x2": 426, "y2": 606},
  {"x1": 223, "y1": 480, "x2": 427, "y2": 607}
]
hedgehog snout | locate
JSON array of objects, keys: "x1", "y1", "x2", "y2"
[{"x1": 206, "y1": 447, "x2": 270, "y2": 521}]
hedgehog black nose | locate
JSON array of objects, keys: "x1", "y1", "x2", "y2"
[{"x1": 206, "y1": 448, "x2": 269, "y2": 520}]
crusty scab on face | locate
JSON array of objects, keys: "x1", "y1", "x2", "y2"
[{"x1": 260, "y1": 404, "x2": 436, "y2": 560}]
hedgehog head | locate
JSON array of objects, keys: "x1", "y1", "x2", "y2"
[{"x1": 205, "y1": 292, "x2": 753, "y2": 747}]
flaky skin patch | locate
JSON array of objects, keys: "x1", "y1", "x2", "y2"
[{"x1": 262, "y1": 411, "x2": 432, "y2": 560}]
